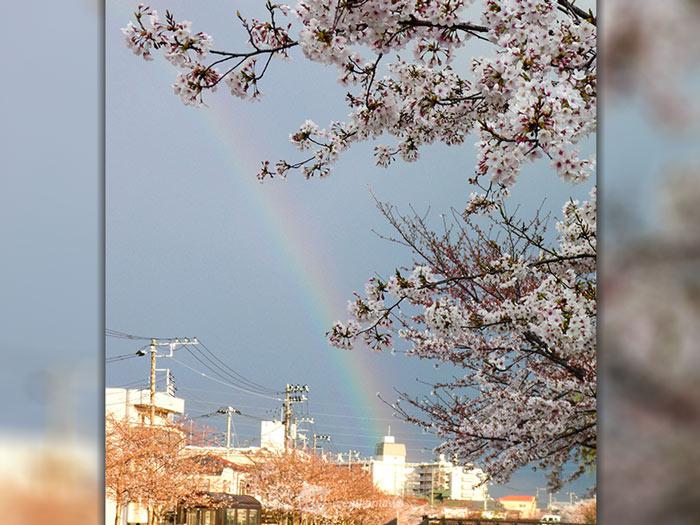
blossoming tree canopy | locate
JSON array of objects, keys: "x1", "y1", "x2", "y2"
[
  {"x1": 122, "y1": 0, "x2": 596, "y2": 491},
  {"x1": 330, "y1": 187, "x2": 596, "y2": 487},
  {"x1": 246, "y1": 451, "x2": 392, "y2": 524},
  {"x1": 122, "y1": 0, "x2": 595, "y2": 185}
]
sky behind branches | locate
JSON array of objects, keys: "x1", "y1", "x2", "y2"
[{"x1": 104, "y1": 0, "x2": 596, "y2": 497}]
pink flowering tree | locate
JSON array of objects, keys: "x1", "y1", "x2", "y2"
[
  {"x1": 330, "y1": 186, "x2": 596, "y2": 488},
  {"x1": 123, "y1": 0, "x2": 595, "y2": 185},
  {"x1": 123, "y1": 0, "x2": 596, "y2": 489}
]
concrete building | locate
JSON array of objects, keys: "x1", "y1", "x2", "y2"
[
  {"x1": 105, "y1": 387, "x2": 185, "y2": 426},
  {"x1": 406, "y1": 457, "x2": 451, "y2": 500},
  {"x1": 405, "y1": 454, "x2": 488, "y2": 502},
  {"x1": 366, "y1": 432, "x2": 489, "y2": 501},
  {"x1": 259, "y1": 420, "x2": 286, "y2": 452},
  {"x1": 370, "y1": 432, "x2": 411, "y2": 496},
  {"x1": 498, "y1": 495, "x2": 538, "y2": 518},
  {"x1": 448, "y1": 462, "x2": 488, "y2": 501},
  {"x1": 105, "y1": 387, "x2": 186, "y2": 525}
]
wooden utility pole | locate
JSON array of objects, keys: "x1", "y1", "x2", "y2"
[
  {"x1": 217, "y1": 406, "x2": 240, "y2": 448},
  {"x1": 282, "y1": 384, "x2": 308, "y2": 450},
  {"x1": 149, "y1": 338, "x2": 157, "y2": 425},
  {"x1": 226, "y1": 409, "x2": 232, "y2": 448},
  {"x1": 312, "y1": 433, "x2": 331, "y2": 454},
  {"x1": 147, "y1": 337, "x2": 198, "y2": 426},
  {"x1": 283, "y1": 385, "x2": 292, "y2": 451}
]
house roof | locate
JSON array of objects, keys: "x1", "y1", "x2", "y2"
[
  {"x1": 189, "y1": 454, "x2": 241, "y2": 474},
  {"x1": 499, "y1": 495, "x2": 536, "y2": 502}
]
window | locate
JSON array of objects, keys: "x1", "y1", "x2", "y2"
[
  {"x1": 226, "y1": 510, "x2": 236, "y2": 525},
  {"x1": 248, "y1": 509, "x2": 259, "y2": 525},
  {"x1": 237, "y1": 509, "x2": 247, "y2": 525}
]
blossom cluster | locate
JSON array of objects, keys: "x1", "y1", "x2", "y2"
[
  {"x1": 329, "y1": 188, "x2": 596, "y2": 485},
  {"x1": 281, "y1": 0, "x2": 596, "y2": 184},
  {"x1": 124, "y1": 0, "x2": 595, "y2": 187},
  {"x1": 123, "y1": 3, "x2": 295, "y2": 106},
  {"x1": 122, "y1": 5, "x2": 217, "y2": 105}
]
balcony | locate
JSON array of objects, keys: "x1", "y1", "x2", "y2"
[{"x1": 130, "y1": 389, "x2": 185, "y2": 415}]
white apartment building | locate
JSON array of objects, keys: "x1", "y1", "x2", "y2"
[
  {"x1": 105, "y1": 387, "x2": 186, "y2": 525},
  {"x1": 259, "y1": 420, "x2": 286, "y2": 452},
  {"x1": 371, "y1": 433, "x2": 411, "y2": 496},
  {"x1": 367, "y1": 433, "x2": 489, "y2": 501},
  {"x1": 105, "y1": 387, "x2": 185, "y2": 426},
  {"x1": 448, "y1": 461, "x2": 488, "y2": 501}
]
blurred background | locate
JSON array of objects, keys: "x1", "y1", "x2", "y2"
[
  {"x1": 1, "y1": 0, "x2": 699, "y2": 523},
  {"x1": 600, "y1": 1, "x2": 700, "y2": 523},
  {"x1": 1, "y1": 0, "x2": 102, "y2": 522}
]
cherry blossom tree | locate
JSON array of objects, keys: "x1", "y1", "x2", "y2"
[
  {"x1": 246, "y1": 451, "x2": 392, "y2": 524},
  {"x1": 329, "y1": 186, "x2": 596, "y2": 488},
  {"x1": 105, "y1": 416, "x2": 208, "y2": 525},
  {"x1": 561, "y1": 498, "x2": 596, "y2": 524},
  {"x1": 122, "y1": 0, "x2": 597, "y2": 491},
  {"x1": 122, "y1": 0, "x2": 595, "y2": 186}
]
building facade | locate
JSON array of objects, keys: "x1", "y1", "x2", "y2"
[
  {"x1": 371, "y1": 434, "x2": 410, "y2": 496},
  {"x1": 106, "y1": 387, "x2": 187, "y2": 525},
  {"x1": 106, "y1": 387, "x2": 185, "y2": 426},
  {"x1": 367, "y1": 433, "x2": 489, "y2": 501},
  {"x1": 498, "y1": 495, "x2": 538, "y2": 518}
]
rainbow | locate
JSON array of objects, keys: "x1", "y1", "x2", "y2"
[{"x1": 184, "y1": 94, "x2": 390, "y2": 445}]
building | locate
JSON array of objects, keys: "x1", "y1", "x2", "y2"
[
  {"x1": 365, "y1": 432, "x2": 489, "y2": 501},
  {"x1": 259, "y1": 420, "x2": 285, "y2": 452},
  {"x1": 498, "y1": 495, "x2": 538, "y2": 518},
  {"x1": 406, "y1": 457, "x2": 451, "y2": 500},
  {"x1": 106, "y1": 387, "x2": 185, "y2": 426},
  {"x1": 189, "y1": 454, "x2": 248, "y2": 495},
  {"x1": 448, "y1": 463, "x2": 488, "y2": 501},
  {"x1": 405, "y1": 455, "x2": 488, "y2": 502},
  {"x1": 106, "y1": 388, "x2": 187, "y2": 525},
  {"x1": 370, "y1": 432, "x2": 411, "y2": 496}
]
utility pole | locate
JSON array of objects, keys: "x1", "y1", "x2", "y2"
[
  {"x1": 346, "y1": 449, "x2": 358, "y2": 471},
  {"x1": 282, "y1": 384, "x2": 308, "y2": 450},
  {"x1": 312, "y1": 433, "x2": 331, "y2": 454},
  {"x1": 217, "y1": 406, "x2": 241, "y2": 448},
  {"x1": 149, "y1": 338, "x2": 157, "y2": 424},
  {"x1": 295, "y1": 417, "x2": 314, "y2": 449},
  {"x1": 536, "y1": 487, "x2": 548, "y2": 511},
  {"x1": 148, "y1": 337, "x2": 198, "y2": 425},
  {"x1": 155, "y1": 368, "x2": 176, "y2": 396}
]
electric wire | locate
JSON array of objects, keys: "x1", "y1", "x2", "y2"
[
  {"x1": 170, "y1": 356, "x2": 282, "y2": 401},
  {"x1": 180, "y1": 346, "x2": 280, "y2": 400},
  {"x1": 197, "y1": 340, "x2": 279, "y2": 394},
  {"x1": 183, "y1": 343, "x2": 275, "y2": 396}
]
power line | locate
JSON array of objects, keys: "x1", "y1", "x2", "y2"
[
  {"x1": 105, "y1": 329, "x2": 157, "y2": 341},
  {"x1": 170, "y1": 356, "x2": 281, "y2": 401},
  {"x1": 183, "y1": 344, "x2": 275, "y2": 396},
  {"x1": 197, "y1": 340, "x2": 278, "y2": 394},
  {"x1": 180, "y1": 346, "x2": 280, "y2": 399}
]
